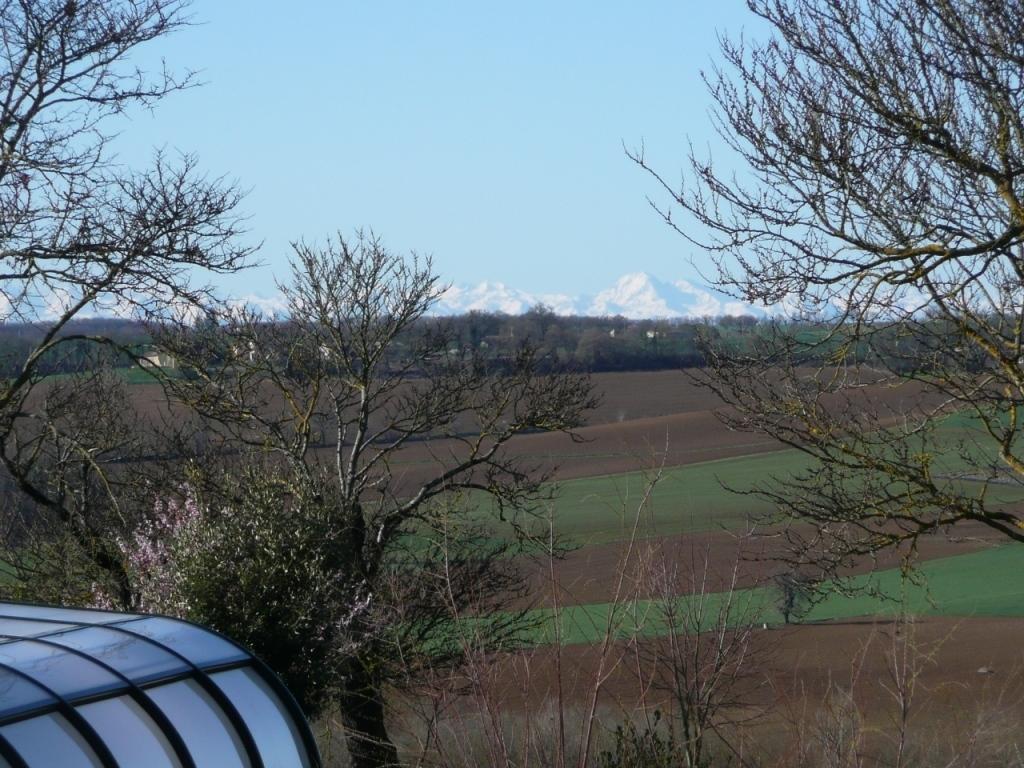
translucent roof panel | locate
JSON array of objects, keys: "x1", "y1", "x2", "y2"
[
  {"x1": 0, "y1": 667, "x2": 57, "y2": 719},
  {"x1": 78, "y1": 695, "x2": 182, "y2": 768},
  {"x1": 1, "y1": 712, "x2": 103, "y2": 768},
  {"x1": 147, "y1": 679, "x2": 251, "y2": 768},
  {"x1": 113, "y1": 616, "x2": 249, "y2": 667},
  {"x1": 212, "y1": 667, "x2": 312, "y2": 768},
  {"x1": 0, "y1": 603, "x2": 132, "y2": 625},
  {"x1": 0, "y1": 640, "x2": 125, "y2": 700},
  {"x1": 46, "y1": 625, "x2": 189, "y2": 684},
  {"x1": 0, "y1": 602, "x2": 320, "y2": 767},
  {"x1": 0, "y1": 618, "x2": 77, "y2": 637}
]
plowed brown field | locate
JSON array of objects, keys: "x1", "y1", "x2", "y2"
[
  {"x1": 471, "y1": 616, "x2": 1024, "y2": 729},
  {"x1": 338, "y1": 370, "x2": 947, "y2": 488},
  {"x1": 125, "y1": 368, "x2": 944, "y2": 484},
  {"x1": 533, "y1": 521, "x2": 1009, "y2": 607}
]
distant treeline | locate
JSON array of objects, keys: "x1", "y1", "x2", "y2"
[
  {"x1": 430, "y1": 307, "x2": 757, "y2": 371},
  {"x1": 424, "y1": 308, "x2": 978, "y2": 376},
  {"x1": 0, "y1": 311, "x2": 759, "y2": 377},
  {"x1": 0, "y1": 318, "x2": 150, "y2": 378},
  {"x1": 0, "y1": 308, "x2": 979, "y2": 377}
]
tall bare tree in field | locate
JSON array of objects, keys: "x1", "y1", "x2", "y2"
[
  {"x1": 157, "y1": 232, "x2": 597, "y2": 768},
  {"x1": 0, "y1": 1, "x2": 250, "y2": 605},
  {"x1": 633, "y1": 0, "x2": 1024, "y2": 577}
]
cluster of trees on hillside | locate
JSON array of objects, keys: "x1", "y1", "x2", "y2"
[
  {"x1": 5, "y1": 0, "x2": 1024, "y2": 766},
  {"x1": 0, "y1": 318, "x2": 149, "y2": 377},
  {"x1": 0, "y1": 311, "x2": 728, "y2": 375},
  {"x1": 0, "y1": 310, "x2": 750, "y2": 376},
  {"x1": 438, "y1": 308, "x2": 752, "y2": 370},
  {"x1": 3, "y1": 308, "x2": 1000, "y2": 381}
]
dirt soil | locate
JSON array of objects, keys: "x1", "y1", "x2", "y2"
[
  {"x1": 325, "y1": 371, "x2": 950, "y2": 493},
  {"x1": 124, "y1": 369, "x2": 948, "y2": 487},
  {"x1": 533, "y1": 520, "x2": 1010, "y2": 607},
  {"x1": 763, "y1": 617, "x2": 1024, "y2": 718},
  {"x1": 461, "y1": 616, "x2": 1024, "y2": 725}
]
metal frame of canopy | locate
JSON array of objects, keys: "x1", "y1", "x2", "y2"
[{"x1": 0, "y1": 602, "x2": 321, "y2": 768}]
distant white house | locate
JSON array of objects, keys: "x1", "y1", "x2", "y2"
[
  {"x1": 230, "y1": 340, "x2": 259, "y2": 362},
  {"x1": 139, "y1": 346, "x2": 176, "y2": 369}
]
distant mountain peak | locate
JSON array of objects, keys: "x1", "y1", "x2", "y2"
[
  {"x1": 438, "y1": 282, "x2": 577, "y2": 315},
  {"x1": 435, "y1": 273, "x2": 767, "y2": 319},
  {"x1": 589, "y1": 272, "x2": 681, "y2": 318}
]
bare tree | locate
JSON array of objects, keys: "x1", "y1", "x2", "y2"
[
  {"x1": 0, "y1": 1, "x2": 250, "y2": 604},
  {"x1": 156, "y1": 232, "x2": 597, "y2": 768},
  {"x1": 632, "y1": 0, "x2": 1024, "y2": 575},
  {"x1": 639, "y1": 539, "x2": 768, "y2": 768},
  {"x1": 774, "y1": 569, "x2": 813, "y2": 625}
]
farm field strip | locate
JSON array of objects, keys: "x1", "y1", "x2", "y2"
[
  {"x1": 509, "y1": 422, "x2": 1024, "y2": 548},
  {"x1": 520, "y1": 544, "x2": 1024, "y2": 646}
]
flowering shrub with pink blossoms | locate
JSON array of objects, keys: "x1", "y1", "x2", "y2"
[{"x1": 92, "y1": 486, "x2": 203, "y2": 615}]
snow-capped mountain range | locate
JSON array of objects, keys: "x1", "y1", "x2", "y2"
[{"x1": 435, "y1": 272, "x2": 770, "y2": 320}]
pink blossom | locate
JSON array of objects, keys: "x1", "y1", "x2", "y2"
[{"x1": 102, "y1": 486, "x2": 204, "y2": 614}]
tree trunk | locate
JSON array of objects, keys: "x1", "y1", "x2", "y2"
[{"x1": 337, "y1": 665, "x2": 400, "y2": 768}]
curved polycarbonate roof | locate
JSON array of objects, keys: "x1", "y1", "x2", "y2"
[{"x1": 0, "y1": 602, "x2": 321, "y2": 768}]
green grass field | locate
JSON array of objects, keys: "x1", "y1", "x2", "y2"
[
  {"x1": 532, "y1": 406, "x2": 1024, "y2": 548},
  {"x1": 534, "y1": 452, "x2": 1024, "y2": 550},
  {"x1": 538, "y1": 450, "x2": 816, "y2": 544},
  {"x1": 808, "y1": 543, "x2": 1024, "y2": 620}
]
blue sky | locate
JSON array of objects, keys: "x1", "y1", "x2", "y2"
[{"x1": 118, "y1": 1, "x2": 760, "y2": 300}]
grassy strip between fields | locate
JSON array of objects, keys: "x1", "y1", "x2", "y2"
[{"x1": 519, "y1": 544, "x2": 1024, "y2": 646}]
